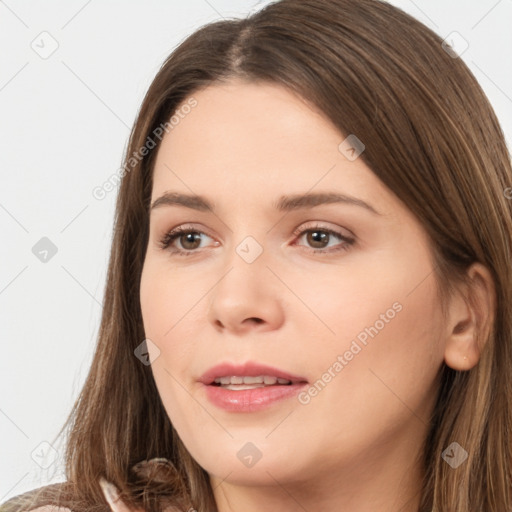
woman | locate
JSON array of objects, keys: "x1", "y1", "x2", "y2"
[{"x1": 2, "y1": 0, "x2": 511, "y2": 511}]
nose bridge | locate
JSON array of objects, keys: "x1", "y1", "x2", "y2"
[
  {"x1": 220, "y1": 211, "x2": 269, "y2": 270},
  {"x1": 234, "y1": 232, "x2": 266, "y2": 266},
  {"x1": 218, "y1": 230, "x2": 269, "y2": 297}
]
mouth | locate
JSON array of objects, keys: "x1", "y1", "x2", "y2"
[
  {"x1": 211, "y1": 375, "x2": 296, "y2": 390},
  {"x1": 198, "y1": 362, "x2": 308, "y2": 412}
]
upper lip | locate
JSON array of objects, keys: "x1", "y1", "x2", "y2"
[{"x1": 198, "y1": 362, "x2": 308, "y2": 385}]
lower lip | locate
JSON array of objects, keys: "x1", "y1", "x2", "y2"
[{"x1": 202, "y1": 383, "x2": 308, "y2": 412}]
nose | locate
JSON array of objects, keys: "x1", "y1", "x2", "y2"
[{"x1": 207, "y1": 247, "x2": 285, "y2": 335}]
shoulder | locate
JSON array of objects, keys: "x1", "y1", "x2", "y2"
[
  {"x1": 0, "y1": 482, "x2": 109, "y2": 512},
  {"x1": 0, "y1": 483, "x2": 79, "y2": 512},
  {"x1": 0, "y1": 483, "x2": 66, "y2": 512}
]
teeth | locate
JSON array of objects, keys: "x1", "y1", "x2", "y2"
[
  {"x1": 243, "y1": 376, "x2": 264, "y2": 384},
  {"x1": 222, "y1": 384, "x2": 266, "y2": 390},
  {"x1": 212, "y1": 375, "x2": 292, "y2": 386}
]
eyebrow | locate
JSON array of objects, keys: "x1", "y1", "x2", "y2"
[{"x1": 150, "y1": 191, "x2": 381, "y2": 215}]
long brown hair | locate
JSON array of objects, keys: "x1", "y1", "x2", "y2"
[{"x1": 4, "y1": 1, "x2": 511, "y2": 511}]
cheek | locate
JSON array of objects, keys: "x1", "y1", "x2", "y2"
[
  {"x1": 301, "y1": 253, "x2": 445, "y2": 435},
  {"x1": 140, "y1": 260, "x2": 204, "y2": 341},
  {"x1": 139, "y1": 261, "x2": 206, "y2": 423}
]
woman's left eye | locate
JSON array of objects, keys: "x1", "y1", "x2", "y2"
[
  {"x1": 292, "y1": 225, "x2": 355, "y2": 254},
  {"x1": 158, "y1": 224, "x2": 355, "y2": 256}
]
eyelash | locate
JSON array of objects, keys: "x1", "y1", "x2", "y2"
[{"x1": 157, "y1": 224, "x2": 355, "y2": 257}]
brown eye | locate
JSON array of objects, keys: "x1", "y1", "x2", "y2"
[
  {"x1": 305, "y1": 230, "x2": 330, "y2": 249},
  {"x1": 178, "y1": 232, "x2": 202, "y2": 250},
  {"x1": 158, "y1": 226, "x2": 217, "y2": 256},
  {"x1": 293, "y1": 225, "x2": 355, "y2": 254}
]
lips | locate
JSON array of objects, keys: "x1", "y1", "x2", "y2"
[{"x1": 198, "y1": 362, "x2": 308, "y2": 412}]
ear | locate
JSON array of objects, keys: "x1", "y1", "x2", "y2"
[{"x1": 443, "y1": 262, "x2": 496, "y2": 371}]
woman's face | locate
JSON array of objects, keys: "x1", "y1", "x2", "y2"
[{"x1": 140, "y1": 80, "x2": 447, "y2": 492}]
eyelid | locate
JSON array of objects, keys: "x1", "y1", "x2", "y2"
[
  {"x1": 290, "y1": 223, "x2": 355, "y2": 254},
  {"x1": 156, "y1": 223, "x2": 217, "y2": 251},
  {"x1": 291, "y1": 220, "x2": 355, "y2": 239}
]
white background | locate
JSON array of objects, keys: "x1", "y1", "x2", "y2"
[{"x1": 1, "y1": 0, "x2": 511, "y2": 502}]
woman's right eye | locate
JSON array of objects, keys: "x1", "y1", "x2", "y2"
[{"x1": 158, "y1": 226, "x2": 217, "y2": 256}]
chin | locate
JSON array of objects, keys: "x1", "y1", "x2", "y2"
[{"x1": 180, "y1": 433, "x2": 316, "y2": 487}]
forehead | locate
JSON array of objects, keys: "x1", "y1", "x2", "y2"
[
  {"x1": 150, "y1": 80, "x2": 397, "y2": 218},
  {"x1": 154, "y1": 80, "x2": 343, "y2": 168}
]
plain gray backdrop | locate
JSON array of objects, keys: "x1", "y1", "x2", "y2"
[{"x1": 1, "y1": 0, "x2": 511, "y2": 501}]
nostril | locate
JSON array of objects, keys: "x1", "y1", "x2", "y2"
[{"x1": 214, "y1": 317, "x2": 264, "y2": 329}]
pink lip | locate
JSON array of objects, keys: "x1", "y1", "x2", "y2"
[{"x1": 198, "y1": 361, "x2": 308, "y2": 413}]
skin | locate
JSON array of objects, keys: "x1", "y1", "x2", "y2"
[{"x1": 138, "y1": 79, "x2": 494, "y2": 512}]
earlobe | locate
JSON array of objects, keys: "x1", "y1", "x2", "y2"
[{"x1": 443, "y1": 262, "x2": 496, "y2": 371}]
